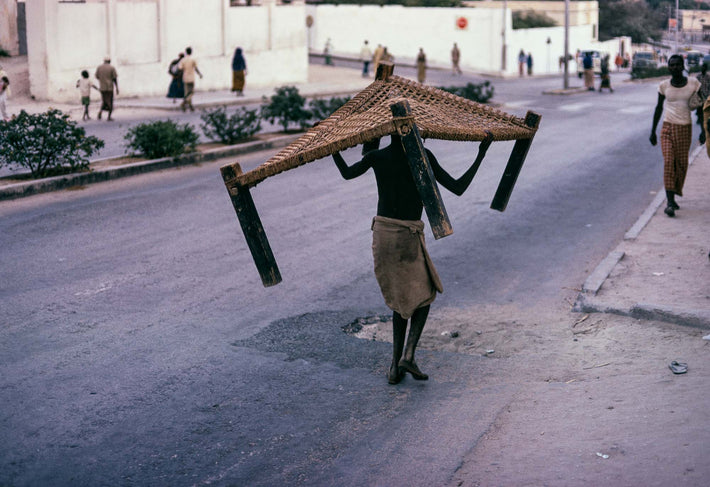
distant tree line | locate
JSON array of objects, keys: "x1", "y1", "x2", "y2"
[{"x1": 600, "y1": 0, "x2": 710, "y2": 43}]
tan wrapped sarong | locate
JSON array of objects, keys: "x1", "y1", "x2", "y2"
[{"x1": 371, "y1": 216, "x2": 443, "y2": 319}]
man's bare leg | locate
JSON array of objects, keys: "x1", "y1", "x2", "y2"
[
  {"x1": 388, "y1": 311, "x2": 407, "y2": 384},
  {"x1": 399, "y1": 305, "x2": 430, "y2": 380}
]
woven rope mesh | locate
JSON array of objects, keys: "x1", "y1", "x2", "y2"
[{"x1": 237, "y1": 74, "x2": 537, "y2": 188}]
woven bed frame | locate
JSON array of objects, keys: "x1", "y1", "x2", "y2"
[{"x1": 221, "y1": 62, "x2": 541, "y2": 286}]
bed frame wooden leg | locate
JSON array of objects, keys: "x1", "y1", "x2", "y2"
[
  {"x1": 490, "y1": 111, "x2": 541, "y2": 212},
  {"x1": 221, "y1": 163, "x2": 282, "y2": 287},
  {"x1": 390, "y1": 99, "x2": 453, "y2": 240}
]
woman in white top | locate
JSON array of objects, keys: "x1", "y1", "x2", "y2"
[{"x1": 650, "y1": 54, "x2": 701, "y2": 217}]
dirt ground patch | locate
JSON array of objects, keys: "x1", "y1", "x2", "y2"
[{"x1": 347, "y1": 298, "x2": 709, "y2": 486}]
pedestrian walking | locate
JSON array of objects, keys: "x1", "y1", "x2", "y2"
[
  {"x1": 231, "y1": 47, "x2": 247, "y2": 97},
  {"x1": 76, "y1": 70, "x2": 99, "y2": 121},
  {"x1": 324, "y1": 38, "x2": 333, "y2": 66},
  {"x1": 416, "y1": 48, "x2": 427, "y2": 84},
  {"x1": 178, "y1": 47, "x2": 202, "y2": 112},
  {"x1": 381, "y1": 47, "x2": 394, "y2": 64},
  {"x1": 373, "y1": 44, "x2": 384, "y2": 75},
  {"x1": 331, "y1": 131, "x2": 493, "y2": 384},
  {"x1": 360, "y1": 40, "x2": 372, "y2": 77},
  {"x1": 695, "y1": 63, "x2": 710, "y2": 143},
  {"x1": 451, "y1": 43, "x2": 462, "y2": 75},
  {"x1": 598, "y1": 56, "x2": 613, "y2": 93},
  {"x1": 0, "y1": 76, "x2": 9, "y2": 121},
  {"x1": 166, "y1": 52, "x2": 184, "y2": 104},
  {"x1": 0, "y1": 63, "x2": 10, "y2": 97},
  {"x1": 518, "y1": 49, "x2": 526, "y2": 77},
  {"x1": 583, "y1": 51, "x2": 594, "y2": 91},
  {"x1": 526, "y1": 52, "x2": 533, "y2": 76},
  {"x1": 615, "y1": 53, "x2": 623, "y2": 71},
  {"x1": 649, "y1": 54, "x2": 701, "y2": 217},
  {"x1": 95, "y1": 57, "x2": 119, "y2": 121}
]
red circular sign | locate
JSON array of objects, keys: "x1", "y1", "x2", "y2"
[{"x1": 456, "y1": 17, "x2": 468, "y2": 30}]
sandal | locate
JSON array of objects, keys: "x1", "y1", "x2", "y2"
[{"x1": 669, "y1": 361, "x2": 688, "y2": 374}]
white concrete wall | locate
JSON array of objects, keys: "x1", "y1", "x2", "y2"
[
  {"x1": 26, "y1": 0, "x2": 308, "y2": 102},
  {"x1": 306, "y1": 4, "x2": 600, "y2": 76},
  {"x1": 306, "y1": 5, "x2": 506, "y2": 75}
]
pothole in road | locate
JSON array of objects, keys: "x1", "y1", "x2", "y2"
[{"x1": 341, "y1": 314, "x2": 391, "y2": 339}]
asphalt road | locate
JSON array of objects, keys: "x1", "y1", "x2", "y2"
[{"x1": 0, "y1": 71, "x2": 686, "y2": 486}]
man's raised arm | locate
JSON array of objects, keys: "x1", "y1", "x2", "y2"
[
  {"x1": 332, "y1": 152, "x2": 372, "y2": 180},
  {"x1": 431, "y1": 131, "x2": 494, "y2": 196}
]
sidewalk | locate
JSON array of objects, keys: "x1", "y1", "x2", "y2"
[
  {"x1": 2, "y1": 55, "x2": 374, "y2": 116},
  {"x1": 575, "y1": 145, "x2": 710, "y2": 329}
]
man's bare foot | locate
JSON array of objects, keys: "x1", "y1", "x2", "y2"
[
  {"x1": 399, "y1": 359, "x2": 428, "y2": 380},
  {"x1": 388, "y1": 362, "x2": 404, "y2": 385}
]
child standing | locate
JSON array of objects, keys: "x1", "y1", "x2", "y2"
[
  {"x1": 0, "y1": 76, "x2": 9, "y2": 121},
  {"x1": 76, "y1": 70, "x2": 98, "y2": 121}
]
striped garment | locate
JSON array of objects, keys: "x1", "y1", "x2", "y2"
[{"x1": 660, "y1": 122, "x2": 692, "y2": 196}]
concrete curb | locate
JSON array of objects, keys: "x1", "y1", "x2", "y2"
[
  {"x1": 573, "y1": 145, "x2": 708, "y2": 329},
  {"x1": 581, "y1": 250, "x2": 625, "y2": 294},
  {"x1": 574, "y1": 294, "x2": 710, "y2": 329},
  {"x1": 0, "y1": 133, "x2": 300, "y2": 201}
]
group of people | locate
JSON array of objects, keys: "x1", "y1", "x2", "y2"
[
  {"x1": 613, "y1": 53, "x2": 632, "y2": 70},
  {"x1": 518, "y1": 49, "x2": 534, "y2": 77},
  {"x1": 166, "y1": 47, "x2": 204, "y2": 111},
  {"x1": 356, "y1": 41, "x2": 462, "y2": 83},
  {"x1": 581, "y1": 51, "x2": 614, "y2": 93},
  {"x1": 357, "y1": 41, "x2": 395, "y2": 77},
  {"x1": 74, "y1": 45, "x2": 248, "y2": 120},
  {"x1": 75, "y1": 57, "x2": 119, "y2": 121}
]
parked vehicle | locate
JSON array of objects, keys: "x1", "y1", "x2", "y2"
[
  {"x1": 576, "y1": 50, "x2": 601, "y2": 78},
  {"x1": 632, "y1": 51, "x2": 656, "y2": 70},
  {"x1": 686, "y1": 50, "x2": 703, "y2": 67}
]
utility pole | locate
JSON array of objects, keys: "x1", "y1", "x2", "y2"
[
  {"x1": 501, "y1": 0, "x2": 508, "y2": 72},
  {"x1": 564, "y1": 0, "x2": 569, "y2": 89},
  {"x1": 673, "y1": 0, "x2": 680, "y2": 54}
]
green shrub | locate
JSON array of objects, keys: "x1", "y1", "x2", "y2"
[
  {"x1": 124, "y1": 120, "x2": 199, "y2": 159},
  {"x1": 438, "y1": 81, "x2": 495, "y2": 104},
  {"x1": 631, "y1": 65, "x2": 670, "y2": 79},
  {"x1": 631, "y1": 63, "x2": 702, "y2": 80},
  {"x1": 309, "y1": 96, "x2": 352, "y2": 123},
  {"x1": 200, "y1": 106, "x2": 261, "y2": 144},
  {"x1": 0, "y1": 47, "x2": 10, "y2": 58},
  {"x1": 0, "y1": 109, "x2": 104, "y2": 178},
  {"x1": 261, "y1": 86, "x2": 311, "y2": 132}
]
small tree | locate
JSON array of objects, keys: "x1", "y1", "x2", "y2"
[
  {"x1": 200, "y1": 106, "x2": 262, "y2": 144},
  {"x1": 260, "y1": 86, "x2": 311, "y2": 132},
  {"x1": 0, "y1": 109, "x2": 104, "y2": 178},
  {"x1": 124, "y1": 120, "x2": 199, "y2": 159},
  {"x1": 308, "y1": 96, "x2": 351, "y2": 123},
  {"x1": 512, "y1": 10, "x2": 557, "y2": 29}
]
